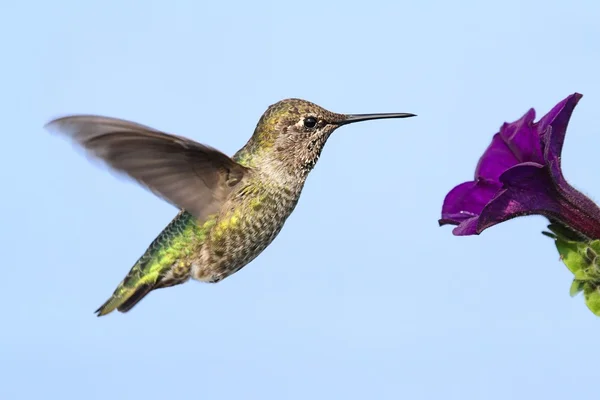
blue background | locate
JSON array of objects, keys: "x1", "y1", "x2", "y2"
[{"x1": 2, "y1": 0, "x2": 599, "y2": 398}]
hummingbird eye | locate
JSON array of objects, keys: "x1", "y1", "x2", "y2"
[{"x1": 303, "y1": 116, "x2": 318, "y2": 129}]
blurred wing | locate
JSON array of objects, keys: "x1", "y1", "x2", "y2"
[{"x1": 46, "y1": 115, "x2": 249, "y2": 221}]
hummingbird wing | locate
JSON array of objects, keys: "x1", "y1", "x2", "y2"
[{"x1": 45, "y1": 115, "x2": 249, "y2": 221}]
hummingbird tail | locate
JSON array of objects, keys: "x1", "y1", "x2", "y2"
[
  {"x1": 94, "y1": 253, "x2": 163, "y2": 317},
  {"x1": 116, "y1": 284, "x2": 155, "y2": 313},
  {"x1": 95, "y1": 281, "x2": 156, "y2": 316},
  {"x1": 94, "y1": 211, "x2": 198, "y2": 317}
]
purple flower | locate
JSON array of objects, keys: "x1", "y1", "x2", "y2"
[{"x1": 439, "y1": 93, "x2": 600, "y2": 239}]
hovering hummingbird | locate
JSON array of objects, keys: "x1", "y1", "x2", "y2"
[{"x1": 46, "y1": 98, "x2": 415, "y2": 316}]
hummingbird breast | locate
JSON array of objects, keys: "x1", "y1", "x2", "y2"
[{"x1": 191, "y1": 176, "x2": 303, "y2": 283}]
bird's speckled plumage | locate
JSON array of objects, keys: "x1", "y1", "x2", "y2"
[{"x1": 46, "y1": 98, "x2": 415, "y2": 316}]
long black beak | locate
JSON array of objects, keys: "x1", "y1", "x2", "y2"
[{"x1": 338, "y1": 112, "x2": 416, "y2": 126}]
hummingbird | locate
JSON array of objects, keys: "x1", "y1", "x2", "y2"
[{"x1": 46, "y1": 98, "x2": 415, "y2": 316}]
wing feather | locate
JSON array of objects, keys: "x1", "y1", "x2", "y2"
[{"x1": 46, "y1": 115, "x2": 249, "y2": 221}]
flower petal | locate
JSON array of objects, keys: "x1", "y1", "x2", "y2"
[
  {"x1": 539, "y1": 93, "x2": 583, "y2": 162},
  {"x1": 539, "y1": 94, "x2": 600, "y2": 238},
  {"x1": 474, "y1": 108, "x2": 543, "y2": 181},
  {"x1": 500, "y1": 108, "x2": 544, "y2": 164},
  {"x1": 474, "y1": 161, "x2": 600, "y2": 240},
  {"x1": 475, "y1": 162, "x2": 560, "y2": 233},
  {"x1": 440, "y1": 92, "x2": 600, "y2": 240},
  {"x1": 439, "y1": 178, "x2": 501, "y2": 235}
]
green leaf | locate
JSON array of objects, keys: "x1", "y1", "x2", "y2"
[
  {"x1": 544, "y1": 229, "x2": 600, "y2": 317},
  {"x1": 569, "y1": 279, "x2": 585, "y2": 297},
  {"x1": 546, "y1": 223, "x2": 584, "y2": 241},
  {"x1": 584, "y1": 283, "x2": 600, "y2": 316},
  {"x1": 554, "y1": 238, "x2": 589, "y2": 277}
]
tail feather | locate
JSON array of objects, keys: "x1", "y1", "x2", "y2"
[
  {"x1": 95, "y1": 282, "x2": 156, "y2": 317},
  {"x1": 95, "y1": 211, "x2": 197, "y2": 317},
  {"x1": 116, "y1": 283, "x2": 155, "y2": 313}
]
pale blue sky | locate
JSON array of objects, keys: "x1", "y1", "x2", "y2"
[{"x1": 2, "y1": 0, "x2": 600, "y2": 399}]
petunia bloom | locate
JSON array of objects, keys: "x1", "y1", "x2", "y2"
[
  {"x1": 439, "y1": 93, "x2": 600, "y2": 315},
  {"x1": 439, "y1": 93, "x2": 600, "y2": 240}
]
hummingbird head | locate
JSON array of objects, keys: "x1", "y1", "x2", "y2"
[{"x1": 241, "y1": 98, "x2": 415, "y2": 178}]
